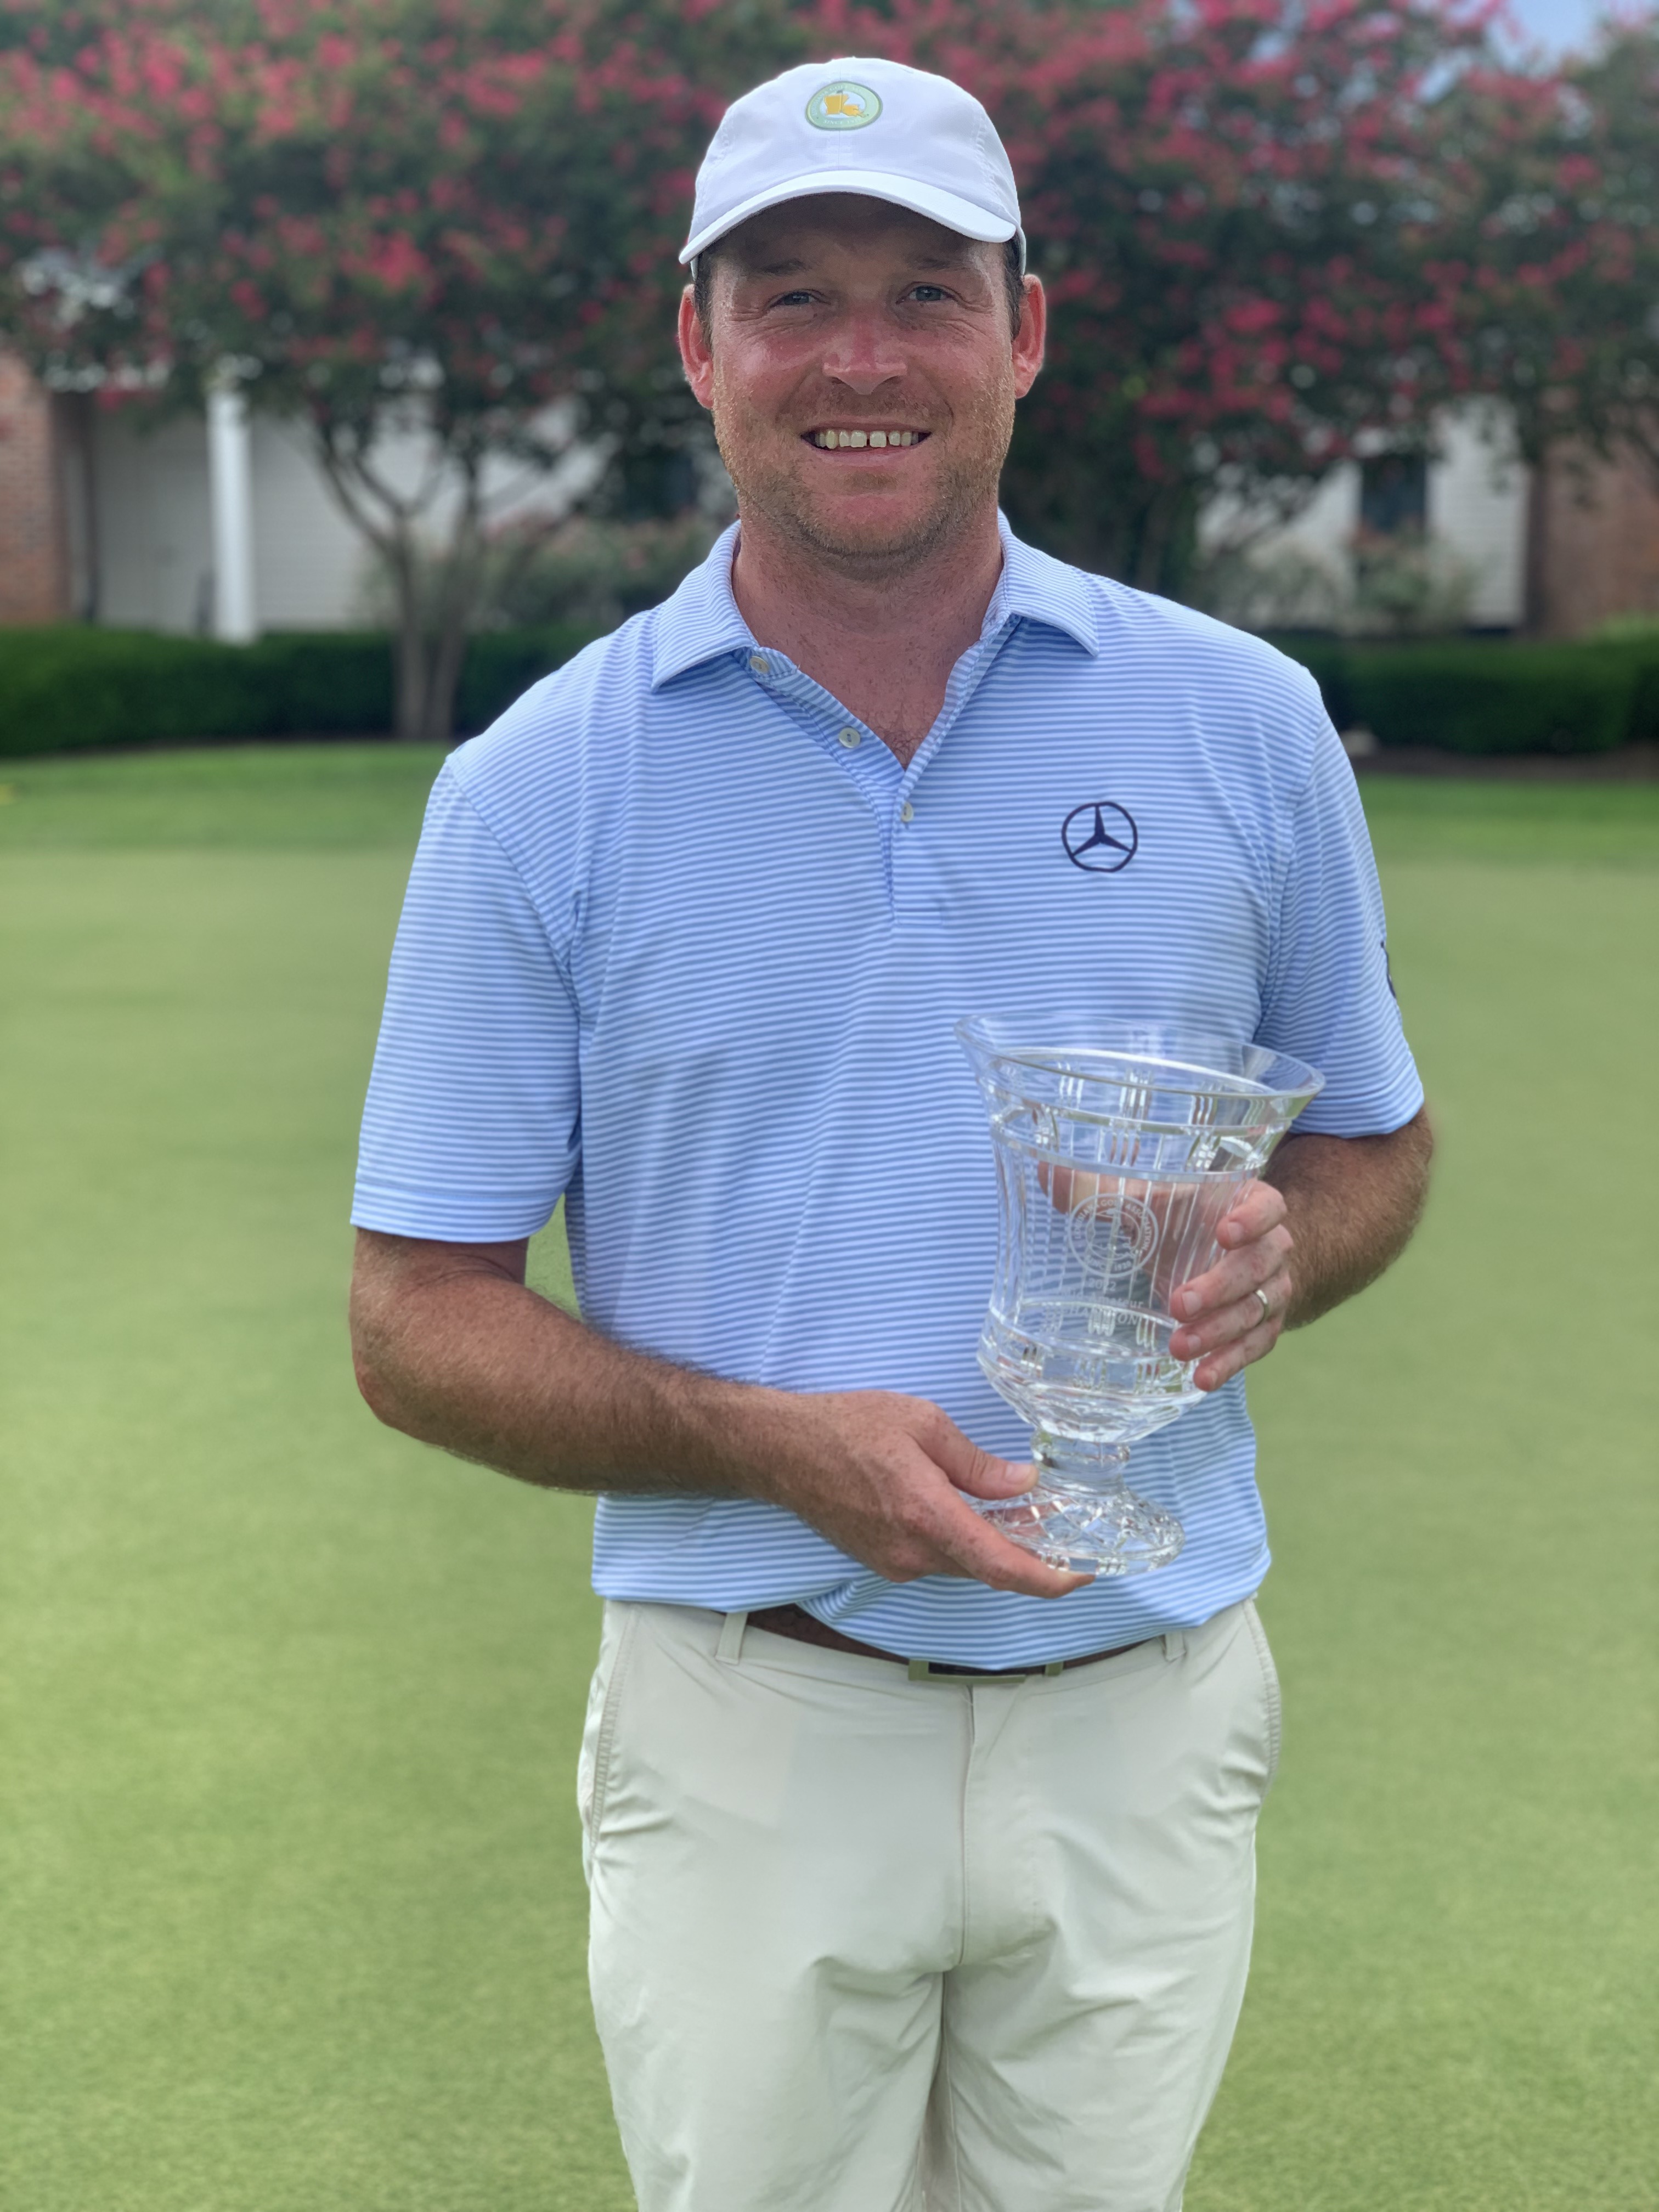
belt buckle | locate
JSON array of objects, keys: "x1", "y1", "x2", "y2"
[{"x1": 906, "y1": 1656, "x2": 1065, "y2": 1681}]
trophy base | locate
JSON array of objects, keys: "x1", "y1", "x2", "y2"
[{"x1": 974, "y1": 1476, "x2": 1186, "y2": 1578}]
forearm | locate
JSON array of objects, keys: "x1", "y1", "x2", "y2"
[
  {"x1": 348, "y1": 1228, "x2": 1077, "y2": 1596},
  {"x1": 349, "y1": 1230, "x2": 789, "y2": 1497},
  {"x1": 1266, "y1": 1104, "x2": 1434, "y2": 1327}
]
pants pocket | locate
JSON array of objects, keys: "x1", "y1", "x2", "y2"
[
  {"x1": 577, "y1": 1602, "x2": 640, "y2": 1883},
  {"x1": 1242, "y1": 1598, "x2": 1283, "y2": 1793}
]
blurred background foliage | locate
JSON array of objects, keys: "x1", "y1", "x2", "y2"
[
  {"x1": 1199, "y1": 530, "x2": 1484, "y2": 637},
  {"x1": 357, "y1": 514, "x2": 727, "y2": 634},
  {"x1": 4, "y1": 0, "x2": 1659, "y2": 734}
]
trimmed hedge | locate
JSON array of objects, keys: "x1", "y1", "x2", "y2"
[
  {"x1": 1267, "y1": 634, "x2": 1659, "y2": 756},
  {"x1": 0, "y1": 622, "x2": 607, "y2": 759},
  {"x1": 1266, "y1": 635, "x2": 1356, "y2": 733},
  {"x1": 4, "y1": 621, "x2": 1657, "y2": 761}
]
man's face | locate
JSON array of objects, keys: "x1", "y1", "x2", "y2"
[{"x1": 678, "y1": 195, "x2": 1045, "y2": 577}]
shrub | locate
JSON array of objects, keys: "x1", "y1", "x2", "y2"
[
  {"x1": 1263, "y1": 635, "x2": 1356, "y2": 730},
  {"x1": 1586, "y1": 613, "x2": 1659, "y2": 644},
  {"x1": 1269, "y1": 636, "x2": 1652, "y2": 755},
  {"x1": 1199, "y1": 529, "x2": 1477, "y2": 639},
  {"x1": 475, "y1": 515, "x2": 726, "y2": 630},
  {"x1": 5, "y1": 623, "x2": 1655, "y2": 764},
  {"x1": 1345, "y1": 642, "x2": 1637, "y2": 755},
  {"x1": 1589, "y1": 640, "x2": 1659, "y2": 748},
  {"x1": 0, "y1": 624, "x2": 606, "y2": 759},
  {"x1": 456, "y1": 627, "x2": 608, "y2": 731},
  {"x1": 1346, "y1": 530, "x2": 1480, "y2": 639},
  {"x1": 1199, "y1": 545, "x2": 1346, "y2": 634}
]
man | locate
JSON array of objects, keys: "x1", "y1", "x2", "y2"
[{"x1": 350, "y1": 55, "x2": 1431, "y2": 2212}]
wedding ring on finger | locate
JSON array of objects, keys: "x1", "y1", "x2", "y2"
[{"x1": 1252, "y1": 1286, "x2": 1275, "y2": 1326}]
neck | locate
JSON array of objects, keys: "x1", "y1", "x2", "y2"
[{"x1": 727, "y1": 504, "x2": 1005, "y2": 765}]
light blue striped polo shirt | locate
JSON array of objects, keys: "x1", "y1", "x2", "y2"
[{"x1": 353, "y1": 519, "x2": 1421, "y2": 1667}]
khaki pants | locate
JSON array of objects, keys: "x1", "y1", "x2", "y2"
[{"x1": 580, "y1": 1595, "x2": 1281, "y2": 2212}]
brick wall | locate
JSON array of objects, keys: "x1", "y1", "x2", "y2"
[
  {"x1": 0, "y1": 351, "x2": 70, "y2": 624},
  {"x1": 1528, "y1": 441, "x2": 1659, "y2": 636}
]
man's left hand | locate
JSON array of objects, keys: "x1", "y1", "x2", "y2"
[{"x1": 1167, "y1": 1181, "x2": 1294, "y2": 1392}]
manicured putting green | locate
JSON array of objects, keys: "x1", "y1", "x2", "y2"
[{"x1": 2, "y1": 748, "x2": 1654, "y2": 2211}]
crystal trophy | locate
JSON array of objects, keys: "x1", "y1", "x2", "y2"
[{"x1": 956, "y1": 1016, "x2": 1324, "y2": 1576}]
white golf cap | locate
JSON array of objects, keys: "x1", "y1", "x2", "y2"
[{"x1": 681, "y1": 57, "x2": 1023, "y2": 269}]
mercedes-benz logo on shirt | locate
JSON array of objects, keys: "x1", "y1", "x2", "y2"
[{"x1": 1062, "y1": 801, "x2": 1138, "y2": 873}]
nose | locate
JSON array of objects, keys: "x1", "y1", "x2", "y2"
[{"x1": 821, "y1": 307, "x2": 906, "y2": 395}]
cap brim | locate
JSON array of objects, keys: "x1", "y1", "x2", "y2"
[{"x1": 680, "y1": 169, "x2": 1018, "y2": 263}]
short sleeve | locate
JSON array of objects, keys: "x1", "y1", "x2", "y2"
[
  {"x1": 1257, "y1": 721, "x2": 1424, "y2": 1137},
  {"x1": 351, "y1": 761, "x2": 580, "y2": 1240}
]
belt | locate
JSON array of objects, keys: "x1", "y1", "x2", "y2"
[{"x1": 745, "y1": 1603, "x2": 1149, "y2": 1681}]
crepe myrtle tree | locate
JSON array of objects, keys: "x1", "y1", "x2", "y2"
[
  {"x1": 0, "y1": 0, "x2": 803, "y2": 739},
  {"x1": 815, "y1": 0, "x2": 1583, "y2": 592},
  {"x1": 3, "y1": 0, "x2": 1640, "y2": 634},
  {"x1": 1442, "y1": 14, "x2": 1659, "y2": 490}
]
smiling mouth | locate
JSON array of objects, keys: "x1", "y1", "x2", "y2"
[{"x1": 804, "y1": 428, "x2": 929, "y2": 450}]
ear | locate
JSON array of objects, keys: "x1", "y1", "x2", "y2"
[
  {"x1": 1012, "y1": 275, "x2": 1046, "y2": 399},
  {"x1": 679, "y1": 284, "x2": 715, "y2": 410}
]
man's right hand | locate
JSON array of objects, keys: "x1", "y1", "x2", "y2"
[
  {"x1": 351, "y1": 1231, "x2": 1090, "y2": 1599},
  {"x1": 729, "y1": 1390, "x2": 1092, "y2": 1599}
]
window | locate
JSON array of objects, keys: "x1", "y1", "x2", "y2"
[{"x1": 1359, "y1": 453, "x2": 1427, "y2": 538}]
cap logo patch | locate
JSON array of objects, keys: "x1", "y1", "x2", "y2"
[{"x1": 805, "y1": 80, "x2": 882, "y2": 129}]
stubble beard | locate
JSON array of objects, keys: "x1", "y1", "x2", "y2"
[{"x1": 710, "y1": 379, "x2": 1014, "y2": 584}]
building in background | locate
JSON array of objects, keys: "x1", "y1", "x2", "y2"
[
  {"x1": 1525, "y1": 443, "x2": 1659, "y2": 636},
  {"x1": 0, "y1": 353, "x2": 89, "y2": 624},
  {"x1": 1203, "y1": 412, "x2": 1533, "y2": 634},
  {"x1": 1203, "y1": 409, "x2": 1659, "y2": 637},
  {"x1": 0, "y1": 353, "x2": 599, "y2": 637},
  {"x1": 3, "y1": 351, "x2": 1658, "y2": 641}
]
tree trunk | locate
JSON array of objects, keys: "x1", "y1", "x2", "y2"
[
  {"x1": 387, "y1": 594, "x2": 467, "y2": 744},
  {"x1": 387, "y1": 597, "x2": 473, "y2": 743},
  {"x1": 313, "y1": 430, "x2": 485, "y2": 744},
  {"x1": 387, "y1": 533, "x2": 429, "y2": 741},
  {"x1": 313, "y1": 424, "x2": 583, "y2": 744},
  {"x1": 383, "y1": 471, "x2": 487, "y2": 744}
]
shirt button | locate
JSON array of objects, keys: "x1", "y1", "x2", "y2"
[
  {"x1": 899, "y1": 801, "x2": 915, "y2": 823},
  {"x1": 748, "y1": 654, "x2": 769, "y2": 676},
  {"x1": 837, "y1": 726, "x2": 862, "y2": 749}
]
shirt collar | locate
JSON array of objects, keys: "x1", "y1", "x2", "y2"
[
  {"x1": 649, "y1": 515, "x2": 1099, "y2": 692},
  {"x1": 990, "y1": 516, "x2": 1101, "y2": 656},
  {"x1": 650, "y1": 523, "x2": 752, "y2": 690}
]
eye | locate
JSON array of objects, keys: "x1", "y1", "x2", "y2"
[
  {"x1": 769, "y1": 289, "x2": 817, "y2": 308},
  {"x1": 907, "y1": 284, "x2": 953, "y2": 303}
]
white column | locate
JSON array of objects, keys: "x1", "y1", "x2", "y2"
[{"x1": 207, "y1": 373, "x2": 257, "y2": 642}]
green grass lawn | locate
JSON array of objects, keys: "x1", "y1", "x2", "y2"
[{"x1": 2, "y1": 746, "x2": 1655, "y2": 2211}]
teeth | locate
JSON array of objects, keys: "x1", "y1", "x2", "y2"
[{"x1": 811, "y1": 429, "x2": 921, "y2": 448}]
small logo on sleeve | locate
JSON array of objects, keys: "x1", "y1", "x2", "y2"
[{"x1": 1062, "y1": 801, "x2": 1138, "y2": 873}]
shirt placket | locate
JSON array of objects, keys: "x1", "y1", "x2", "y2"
[
  {"x1": 742, "y1": 615, "x2": 1021, "y2": 921},
  {"x1": 743, "y1": 651, "x2": 896, "y2": 791},
  {"x1": 888, "y1": 614, "x2": 1021, "y2": 925}
]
